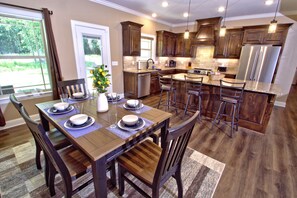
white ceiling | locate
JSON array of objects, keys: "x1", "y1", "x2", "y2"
[{"x1": 91, "y1": 0, "x2": 281, "y2": 26}]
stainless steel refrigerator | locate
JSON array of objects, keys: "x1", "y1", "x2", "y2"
[{"x1": 236, "y1": 45, "x2": 281, "y2": 83}]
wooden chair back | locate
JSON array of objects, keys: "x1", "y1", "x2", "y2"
[
  {"x1": 219, "y1": 80, "x2": 246, "y2": 102},
  {"x1": 20, "y1": 106, "x2": 72, "y2": 185},
  {"x1": 57, "y1": 78, "x2": 87, "y2": 97},
  {"x1": 154, "y1": 110, "x2": 199, "y2": 184},
  {"x1": 184, "y1": 75, "x2": 203, "y2": 93}
]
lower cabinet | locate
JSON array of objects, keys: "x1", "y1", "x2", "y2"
[
  {"x1": 124, "y1": 72, "x2": 138, "y2": 99},
  {"x1": 150, "y1": 72, "x2": 160, "y2": 94}
]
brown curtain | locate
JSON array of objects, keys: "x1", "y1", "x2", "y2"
[
  {"x1": 0, "y1": 107, "x2": 5, "y2": 126},
  {"x1": 42, "y1": 8, "x2": 62, "y2": 100}
]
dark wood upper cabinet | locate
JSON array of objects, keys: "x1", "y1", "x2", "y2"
[
  {"x1": 214, "y1": 29, "x2": 243, "y2": 59},
  {"x1": 156, "y1": 31, "x2": 176, "y2": 57},
  {"x1": 242, "y1": 24, "x2": 291, "y2": 45},
  {"x1": 121, "y1": 21, "x2": 143, "y2": 56},
  {"x1": 175, "y1": 32, "x2": 196, "y2": 57},
  {"x1": 193, "y1": 17, "x2": 222, "y2": 45}
]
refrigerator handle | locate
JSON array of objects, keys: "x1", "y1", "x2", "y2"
[{"x1": 250, "y1": 50, "x2": 259, "y2": 80}]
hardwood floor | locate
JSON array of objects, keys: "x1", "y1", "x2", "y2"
[{"x1": 1, "y1": 85, "x2": 296, "y2": 197}]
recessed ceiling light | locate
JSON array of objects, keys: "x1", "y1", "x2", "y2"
[
  {"x1": 218, "y1": 6, "x2": 225, "y2": 12},
  {"x1": 152, "y1": 13, "x2": 157, "y2": 17},
  {"x1": 183, "y1": 12, "x2": 188, "y2": 17},
  {"x1": 265, "y1": 0, "x2": 273, "y2": 5},
  {"x1": 162, "y1": 1, "x2": 168, "y2": 7}
]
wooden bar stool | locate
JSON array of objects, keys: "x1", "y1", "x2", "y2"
[
  {"x1": 212, "y1": 79, "x2": 246, "y2": 137},
  {"x1": 157, "y1": 73, "x2": 178, "y2": 114},
  {"x1": 184, "y1": 75, "x2": 203, "y2": 119}
]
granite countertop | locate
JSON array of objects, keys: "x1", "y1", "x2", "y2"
[{"x1": 165, "y1": 73, "x2": 282, "y2": 96}]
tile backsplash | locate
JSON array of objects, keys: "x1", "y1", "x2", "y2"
[{"x1": 123, "y1": 46, "x2": 239, "y2": 73}]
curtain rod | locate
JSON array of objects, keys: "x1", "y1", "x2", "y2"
[{"x1": 0, "y1": 2, "x2": 53, "y2": 15}]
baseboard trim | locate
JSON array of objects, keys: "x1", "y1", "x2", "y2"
[
  {"x1": 274, "y1": 101, "x2": 286, "y2": 108},
  {"x1": 0, "y1": 114, "x2": 40, "y2": 131}
]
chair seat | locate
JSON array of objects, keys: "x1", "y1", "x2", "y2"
[
  {"x1": 59, "y1": 146, "x2": 92, "y2": 178},
  {"x1": 221, "y1": 96, "x2": 239, "y2": 104},
  {"x1": 117, "y1": 140, "x2": 161, "y2": 185},
  {"x1": 47, "y1": 129, "x2": 70, "y2": 149}
]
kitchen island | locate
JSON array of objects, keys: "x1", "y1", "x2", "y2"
[{"x1": 164, "y1": 73, "x2": 282, "y2": 133}]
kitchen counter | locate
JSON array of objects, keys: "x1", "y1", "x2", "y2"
[
  {"x1": 161, "y1": 73, "x2": 280, "y2": 133},
  {"x1": 167, "y1": 73, "x2": 282, "y2": 96}
]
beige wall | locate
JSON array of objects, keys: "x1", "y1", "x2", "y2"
[{"x1": 0, "y1": 0, "x2": 170, "y2": 123}]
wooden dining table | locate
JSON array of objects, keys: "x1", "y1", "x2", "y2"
[{"x1": 35, "y1": 98, "x2": 172, "y2": 198}]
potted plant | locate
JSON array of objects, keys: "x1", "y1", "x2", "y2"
[{"x1": 90, "y1": 65, "x2": 111, "y2": 112}]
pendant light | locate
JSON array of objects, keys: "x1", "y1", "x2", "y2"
[
  {"x1": 268, "y1": 0, "x2": 280, "y2": 33},
  {"x1": 219, "y1": 0, "x2": 229, "y2": 37},
  {"x1": 184, "y1": 0, "x2": 192, "y2": 39}
]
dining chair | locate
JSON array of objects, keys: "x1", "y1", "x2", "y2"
[
  {"x1": 212, "y1": 79, "x2": 246, "y2": 137},
  {"x1": 9, "y1": 94, "x2": 70, "y2": 170},
  {"x1": 57, "y1": 78, "x2": 87, "y2": 97},
  {"x1": 117, "y1": 111, "x2": 199, "y2": 198},
  {"x1": 184, "y1": 75, "x2": 204, "y2": 119},
  {"x1": 20, "y1": 106, "x2": 116, "y2": 197}
]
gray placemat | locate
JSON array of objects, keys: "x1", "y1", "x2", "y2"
[
  {"x1": 118, "y1": 104, "x2": 152, "y2": 114},
  {"x1": 58, "y1": 119, "x2": 102, "y2": 138},
  {"x1": 45, "y1": 108, "x2": 77, "y2": 120},
  {"x1": 106, "y1": 117, "x2": 153, "y2": 139}
]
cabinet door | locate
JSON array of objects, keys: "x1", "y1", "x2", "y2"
[
  {"x1": 213, "y1": 31, "x2": 227, "y2": 58},
  {"x1": 175, "y1": 33, "x2": 184, "y2": 57},
  {"x1": 227, "y1": 30, "x2": 243, "y2": 58},
  {"x1": 242, "y1": 29, "x2": 264, "y2": 44},
  {"x1": 124, "y1": 72, "x2": 137, "y2": 98},
  {"x1": 129, "y1": 26, "x2": 141, "y2": 56},
  {"x1": 263, "y1": 28, "x2": 287, "y2": 45},
  {"x1": 167, "y1": 34, "x2": 176, "y2": 56}
]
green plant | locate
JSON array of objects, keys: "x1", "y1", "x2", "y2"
[{"x1": 90, "y1": 65, "x2": 111, "y2": 93}]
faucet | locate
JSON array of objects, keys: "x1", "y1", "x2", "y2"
[{"x1": 146, "y1": 58, "x2": 154, "y2": 69}]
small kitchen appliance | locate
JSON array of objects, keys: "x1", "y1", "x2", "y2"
[{"x1": 169, "y1": 60, "x2": 176, "y2": 67}]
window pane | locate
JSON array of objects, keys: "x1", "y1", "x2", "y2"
[
  {"x1": 141, "y1": 39, "x2": 151, "y2": 49},
  {"x1": 0, "y1": 58, "x2": 51, "y2": 94},
  {"x1": 141, "y1": 50, "x2": 151, "y2": 59},
  {"x1": 0, "y1": 16, "x2": 45, "y2": 56}
]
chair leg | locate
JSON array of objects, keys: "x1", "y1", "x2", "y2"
[
  {"x1": 166, "y1": 91, "x2": 170, "y2": 111},
  {"x1": 212, "y1": 101, "x2": 223, "y2": 127},
  {"x1": 231, "y1": 105, "x2": 236, "y2": 138},
  {"x1": 183, "y1": 94, "x2": 191, "y2": 118},
  {"x1": 157, "y1": 90, "x2": 163, "y2": 109},
  {"x1": 35, "y1": 140, "x2": 42, "y2": 170},
  {"x1": 174, "y1": 90, "x2": 178, "y2": 114},
  {"x1": 152, "y1": 185, "x2": 160, "y2": 198},
  {"x1": 236, "y1": 104, "x2": 241, "y2": 131},
  {"x1": 175, "y1": 166, "x2": 183, "y2": 198},
  {"x1": 48, "y1": 162, "x2": 56, "y2": 196},
  {"x1": 198, "y1": 95, "x2": 202, "y2": 120},
  {"x1": 110, "y1": 160, "x2": 117, "y2": 187},
  {"x1": 218, "y1": 102, "x2": 226, "y2": 125},
  {"x1": 45, "y1": 155, "x2": 49, "y2": 187},
  {"x1": 118, "y1": 165, "x2": 125, "y2": 196}
]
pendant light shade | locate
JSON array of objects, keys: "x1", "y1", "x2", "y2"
[
  {"x1": 219, "y1": 25, "x2": 226, "y2": 37},
  {"x1": 268, "y1": 0, "x2": 280, "y2": 34},
  {"x1": 184, "y1": 0, "x2": 191, "y2": 39},
  {"x1": 220, "y1": 0, "x2": 229, "y2": 37}
]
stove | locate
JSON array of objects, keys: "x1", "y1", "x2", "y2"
[{"x1": 188, "y1": 68, "x2": 212, "y2": 75}]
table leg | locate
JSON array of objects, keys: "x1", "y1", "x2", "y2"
[
  {"x1": 160, "y1": 118, "x2": 170, "y2": 149},
  {"x1": 92, "y1": 158, "x2": 107, "y2": 198},
  {"x1": 39, "y1": 109, "x2": 49, "y2": 131}
]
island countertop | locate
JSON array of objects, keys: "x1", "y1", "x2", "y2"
[{"x1": 164, "y1": 73, "x2": 282, "y2": 96}]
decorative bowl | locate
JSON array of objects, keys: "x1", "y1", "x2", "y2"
[
  {"x1": 70, "y1": 114, "x2": 88, "y2": 125},
  {"x1": 122, "y1": 115, "x2": 139, "y2": 126},
  {"x1": 53, "y1": 102, "x2": 69, "y2": 111},
  {"x1": 107, "y1": 92, "x2": 117, "y2": 99},
  {"x1": 126, "y1": 99, "x2": 139, "y2": 108},
  {"x1": 73, "y1": 92, "x2": 84, "y2": 98}
]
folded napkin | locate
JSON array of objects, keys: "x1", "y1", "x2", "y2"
[
  {"x1": 107, "y1": 117, "x2": 153, "y2": 139},
  {"x1": 58, "y1": 119, "x2": 102, "y2": 138}
]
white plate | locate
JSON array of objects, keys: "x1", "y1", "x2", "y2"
[
  {"x1": 117, "y1": 117, "x2": 145, "y2": 131},
  {"x1": 123, "y1": 103, "x2": 144, "y2": 110},
  {"x1": 64, "y1": 116, "x2": 95, "y2": 130},
  {"x1": 47, "y1": 105, "x2": 74, "y2": 115}
]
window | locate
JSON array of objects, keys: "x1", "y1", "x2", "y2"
[
  {"x1": 140, "y1": 36, "x2": 153, "y2": 60},
  {"x1": 0, "y1": 8, "x2": 50, "y2": 98}
]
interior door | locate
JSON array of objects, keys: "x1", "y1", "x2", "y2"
[{"x1": 71, "y1": 21, "x2": 112, "y2": 93}]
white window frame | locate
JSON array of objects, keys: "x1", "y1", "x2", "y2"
[{"x1": 140, "y1": 33, "x2": 156, "y2": 61}]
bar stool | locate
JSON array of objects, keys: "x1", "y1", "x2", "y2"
[
  {"x1": 212, "y1": 79, "x2": 246, "y2": 137},
  {"x1": 184, "y1": 75, "x2": 203, "y2": 119},
  {"x1": 157, "y1": 73, "x2": 178, "y2": 114}
]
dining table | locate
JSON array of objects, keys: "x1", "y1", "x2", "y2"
[{"x1": 35, "y1": 97, "x2": 172, "y2": 198}]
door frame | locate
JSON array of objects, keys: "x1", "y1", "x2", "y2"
[{"x1": 71, "y1": 20, "x2": 112, "y2": 92}]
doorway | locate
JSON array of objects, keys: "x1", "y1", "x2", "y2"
[{"x1": 71, "y1": 20, "x2": 112, "y2": 93}]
